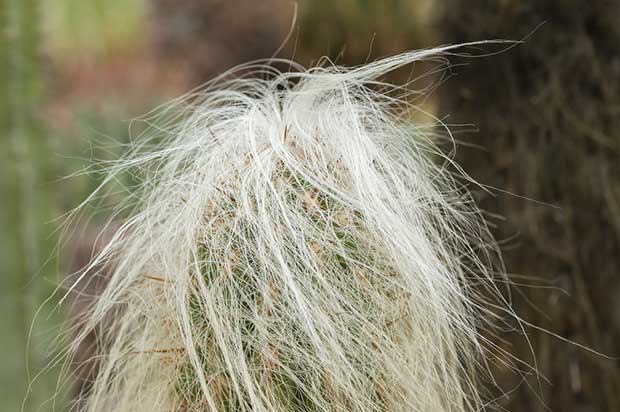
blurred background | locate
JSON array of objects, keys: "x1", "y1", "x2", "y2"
[{"x1": 1, "y1": 0, "x2": 618, "y2": 411}]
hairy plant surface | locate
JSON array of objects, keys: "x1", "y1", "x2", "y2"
[{"x1": 66, "y1": 46, "x2": 512, "y2": 412}]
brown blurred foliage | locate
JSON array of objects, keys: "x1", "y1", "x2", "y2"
[
  {"x1": 150, "y1": 0, "x2": 293, "y2": 82},
  {"x1": 148, "y1": 0, "x2": 435, "y2": 82},
  {"x1": 438, "y1": 1, "x2": 620, "y2": 411}
]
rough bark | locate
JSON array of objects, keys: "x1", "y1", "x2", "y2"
[{"x1": 437, "y1": 1, "x2": 620, "y2": 410}]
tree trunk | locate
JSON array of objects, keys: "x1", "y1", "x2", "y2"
[{"x1": 437, "y1": 1, "x2": 620, "y2": 411}]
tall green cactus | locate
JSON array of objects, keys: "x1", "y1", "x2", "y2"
[{"x1": 1, "y1": 0, "x2": 60, "y2": 409}]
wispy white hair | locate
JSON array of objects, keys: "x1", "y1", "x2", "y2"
[{"x1": 66, "y1": 44, "x2": 511, "y2": 412}]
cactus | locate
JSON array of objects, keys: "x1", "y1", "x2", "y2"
[
  {"x1": 67, "y1": 45, "x2": 512, "y2": 412},
  {"x1": 1, "y1": 0, "x2": 61, "y2": 410}
]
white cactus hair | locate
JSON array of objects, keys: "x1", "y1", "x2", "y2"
[{"x1": 65, "y1": 44, "x2": 515, "y2": 412}]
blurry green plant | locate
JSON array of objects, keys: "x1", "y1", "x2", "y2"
[
  {"x1": 50, "y1": 106, "x2": 145, "y2": 220},
  {"x1": 43, "y1": 0, "x2": 146, "y2": 61},
  {"x1": 0, "y1": 0, "x2": 65, "y2": 410}
]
